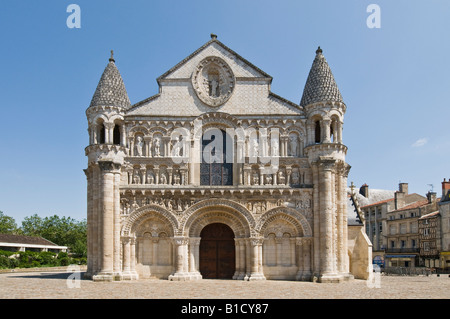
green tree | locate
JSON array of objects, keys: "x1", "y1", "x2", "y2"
[
  {"x1": 20, "y1": 214, "x2": 44, "y2": 237},
  {"x1": 0, "y1": 211, "x2": 18, "y2": 234},
  {"x1": 20, "y1": 214, "x2": 87, "y2": 258}
]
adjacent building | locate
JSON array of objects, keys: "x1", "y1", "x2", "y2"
[
  {"x1": 0, "y1": 234, "x2": 68, "y2": 253},
  {"x1": 439, "y1": 179, "x2": 450, "y2": 269}
]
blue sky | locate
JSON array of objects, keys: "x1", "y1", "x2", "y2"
[{"x1": 0, "y1": 1, "x2": 449, "y2": 223}]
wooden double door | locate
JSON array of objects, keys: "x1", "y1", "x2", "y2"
[{"x1": 199, "y1": 223, "x2": 235, "y2": 279}]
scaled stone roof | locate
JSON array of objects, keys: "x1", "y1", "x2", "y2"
[
  {"x1": 300, "y1": 47, "x2": 344, "y2": 107},
  {"x1": 89, "y1": 56, "x2": 131, "y2": 109}
]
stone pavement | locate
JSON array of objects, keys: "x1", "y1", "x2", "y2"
[{"x1": 0, "y1": 269, "x2": 449, "y2": 299}]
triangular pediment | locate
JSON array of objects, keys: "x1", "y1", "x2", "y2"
[
  {"x1": 127, "y1": 37, "x2": 303, "y2": 117},
  {"x1": 157, "y1": 38, "x2": 272, "y2": 82}
]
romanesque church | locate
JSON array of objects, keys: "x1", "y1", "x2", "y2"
[{"x1": 84, "y1": 35, "x2": 371, "y2": 283}]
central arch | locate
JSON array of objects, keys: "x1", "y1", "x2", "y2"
[{"x1": 199, "y1": 223, "x2": 235, "y2": 279}]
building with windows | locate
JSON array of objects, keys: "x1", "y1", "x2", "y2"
[
  {"x1": 83, "y1": 35, "x2": 371, "y2": 282},
  {"x1": 439, "y1": 179, "x2": 450, "y2": 269},
  {"x1": 418, "y1": 211, "x2": 441, "y2": 268},
  {"x1": 359, "y1": 183, "x2": 426, "y2": 267}
]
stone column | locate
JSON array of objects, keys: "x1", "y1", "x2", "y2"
[
  {"x1": 144, "y1": 137, "x2": 152, "y2": 157},
  {"x1": 84, "y1": 167, "x2": 94, "y2": 278},
  {"x1": 248, "y1": 237, "x2": 265, "y2": 281},
  {"x1": 128, "y1": 137, "x2": 134, "y2": 156},
  {"x1": 104, "y1": 123, "x2": 114, "y2": 144},
  {"x1": 295, "y1": 238, "x2": 304, "y2": 280},
  {"x1": 189, "y1": 238, "x2": 202, "y2": 280},
  {"x1": 244, "y1": 165, "x2": 251, "y2": 186},
  {"x1": 122, "y1": 237, "x2": 131, "y2": 274},
  {"x1": 169, "y1": 237, "x2": 190, "y2": 281},
  {"x1": 259, "y1": 166, "x2": 264, "y2": 186},
  {"x1": 233, "y1": 238, "x2": 241, "y2": 279},
  {"x1": 113, "y1": 169, "x2": 122, "y2": 280},
  {"x1": 318, "y1": 158, "x2": 341, "y2": 282},
  {"x1": 303, "y1": 238, "x2": 312, "y2": 281},
  {"x1": 322, "y1": 119, "x2": 331, "y2": 143},
  {"x1": 130, "y1": 238, "x2": 137, "y2": 276},
  {"x1": 311, "y1": 162, "x2": 320, "y2": 277},
  {"x1": 93, "y1": 160, "x2": 120, "y2": 281},
  {"x1": 152, "y1": 238, "x2": 158, "y2": 266}
]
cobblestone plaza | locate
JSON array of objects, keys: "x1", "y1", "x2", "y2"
[{"x1": 0, "y1": 270, "x2": 448, "y2": 299}]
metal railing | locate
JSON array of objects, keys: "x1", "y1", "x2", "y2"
[{"x1": 383, "y1": 267, "x2": 435, "y2": 276}]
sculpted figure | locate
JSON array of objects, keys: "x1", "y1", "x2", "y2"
[
  {"x1": 135, "y1": 136, "x2": 144, "y2": 157},
  {"x1": 289, "y1": 135, "x2": 298, "y2": 157},
  {"x1": 278, "y1": 170, "x2": 286, "y2": 185},
  {"x1": 154, "y1": 137, "x2": 161, "y2": 157},
  {"x1": 147, "y1": 171, "x2": 155, "y2": 184}
]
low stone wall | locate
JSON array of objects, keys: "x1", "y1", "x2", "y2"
[{"x1": 0, "y1": 265, "x2": 87, "y2": 274}]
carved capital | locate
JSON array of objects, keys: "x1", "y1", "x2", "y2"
[
  {"x1": 98, "y1": 160, "x2": 121, "y2": 173},
  {"x1": 172, "y1": 236, "x2": 189, "y2": 246}
]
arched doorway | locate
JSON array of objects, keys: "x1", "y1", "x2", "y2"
[{"x1": 199, "y1": 223, "x2": 235, "y2": 279}]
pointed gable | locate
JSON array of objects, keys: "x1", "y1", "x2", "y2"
[
  {"x1": 157, "y1": 35, "x2": 271, "y2": 83},
  {"x1": 128, "y1": 35, "x2": 302, "y2": 117}
]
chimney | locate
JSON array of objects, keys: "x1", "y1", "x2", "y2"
[
  {"x1": 399, "y1": 182, "x2": 408, "y2": 195},
  {"x1": 359, "y1": 184, "x2": 369, "y2": 198},
  {"x1": 395, "y1": 191, "x2": 405, "y2": 210},
  {"x1": 427, "y1": 191, "x2": 437, "y2": 204},
  {"x1": 442, "y1": 178, "x2": 450, "y2": 201}
]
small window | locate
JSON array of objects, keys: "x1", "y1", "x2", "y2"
[
  {"x1": 314, "y1": 121, "x2": 321, "y2": 143},
  {"x1": 113, "y1": 124, "x2": 121, "y2": 145},
  {"x1": 99, "y1": 123, "x2": 106, "y2": 144}
]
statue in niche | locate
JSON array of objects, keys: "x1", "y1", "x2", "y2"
[
  {"x1": 160, "y1": 172, "x2": 167, "y2": 184},
  {"x1": 271, "y1": 138, "x2": 279, "y2": 157},
  {"x1": 252, "y1": 171, "x2": 259, "y2": 185},
  {"x1": 265, "y1": 174, "x2": 273, "y2": 185},
  {"x1": 251, "y1": 138, "x2": 259, "y2": 157},
  {"x1": 133, "y1": 169, "x2": 141, "y2": 184},
  {"x1": 291, "y1": 170, "x2": 300, "y2": 185},
  {"x1": 146, "y1": 170, "x2": 155, "y2": 184},
  {"x1": 210, "y1": 78, "x2": 219, "y2": 97},
  {"x1": 173, "y1": 136, "x2": 182, "y2": 157},
  {"x1": 288, "y1": 134, "x2": 298, "y2": 157},
  {"x1": 135, "y1": 136, "x2": 144, "y2": 157},
  {"x1": 278, "y1": 170, "x2": 286, "y2": 185},
  {"x1": 154, "y1": 137, "x2": 161, "y2": 157},
  {"x1": 173, "y1": 171, "x2": 181, "y2": 185}
]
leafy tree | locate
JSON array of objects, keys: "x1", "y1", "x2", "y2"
[
  {"x1": 20, "y1": 214, "x2": 87, "y2": 257},
  {"x1": 0, "y1": 211, "x2": 18, "y2": 234},
  {"x1": 20, "y1": 214, "x2": 44, "y2": 237}
]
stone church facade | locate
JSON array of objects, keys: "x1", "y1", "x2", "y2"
[{"x1": 84, "y1": 35, "x2": 369, "y2": 283}]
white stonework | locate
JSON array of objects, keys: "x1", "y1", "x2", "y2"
[{"x1": 84, "y1": 36, "x2": 371, "y2": 283}]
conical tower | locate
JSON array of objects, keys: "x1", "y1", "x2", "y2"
[
  {"x1": 84, "y1": 51, "x2": 137, "y2": 281},
  {"x1": 302, "y1": 47, "x2": 352, "y2": 283}
]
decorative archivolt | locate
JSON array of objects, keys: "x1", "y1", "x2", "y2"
[
  {"x1": 181, "y1": 198, "x2": 255, "y2": 237},
  {"x1": 256, "y1": 206, "x2": 312, "y2": 237},
  {"x1": 195, "y1": 112, "x2": 239, "y2": 131},
  {"x1": 121, "y1": 204, "x2": 179, "y2": 237},
  {"x1": 128, "y1": 126, "x2": 150, "y2": 138}
]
